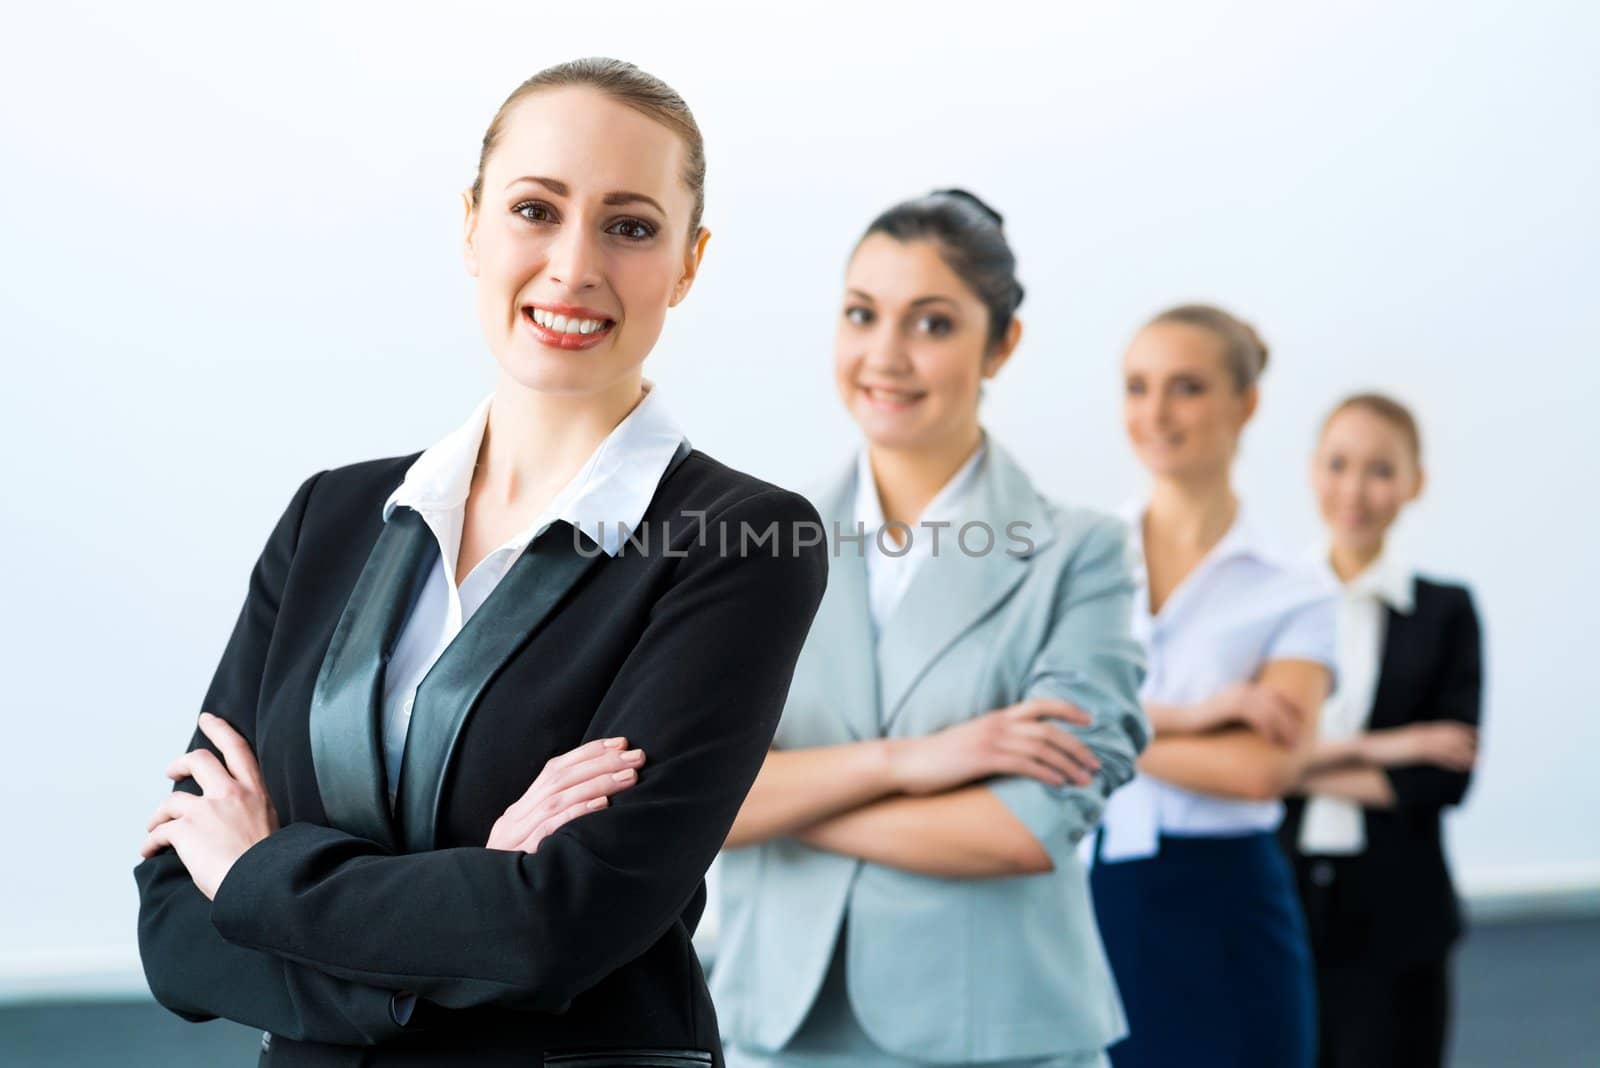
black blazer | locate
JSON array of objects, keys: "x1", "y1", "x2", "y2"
[
  {"x1": 133, "y1": 445, "x2": 828, "y2": 1067},
  {"x1": 1279, "y1": 576, "x2": 1483, "y2": 969}
]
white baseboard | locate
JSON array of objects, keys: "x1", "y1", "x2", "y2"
[
  {"x1": 7, "y1": 864, "x2": 1599, "y2": 1006},
  {"x1": 0, "y1": 946, "x2": 148, "y2": 1004},
  {"x1": 1458, "y1": 861, "x2": 1600, "y2": 922}
]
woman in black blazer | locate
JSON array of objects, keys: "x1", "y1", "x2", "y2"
[
  {"x1": 132, "y1": 58, "x2": 828, "y2": 1067},
  {"x1": 1278, "y1": 393, "x2": 1484, "y2": 1068}
]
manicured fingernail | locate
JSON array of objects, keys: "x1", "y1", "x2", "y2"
[
  {"x1": 587, "y1": 797, "x2": 608, "y2": 810},
  {"x1": 199, "y1": 713, "x2": 212, "y2": 722},
  {"x1": 621, "y1": 749, "x2": 644, "y2": 763},
  {"x1": 613, "y1": 769, "x2": 636, "y2": 782},
  {"x1": 603, "y1": 738, "x2": 626, "y2": 749}
]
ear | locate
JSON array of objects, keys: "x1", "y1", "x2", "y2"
[
  {"x1": 461, "y1": 191, "x2": 480, "y2": 277},
  {"x1": 983, "y1": 316, "x2": 1023, "y2": 378},
  {"x1": 669, "y1": 228, "x2": 711, "y2": 307},
  {"x1": 1409, "y1": 463, "x2": 1427, "y2": 503},
  {"x1": 1238, "y1": 382, "x2": 1261, "y2": 425}
]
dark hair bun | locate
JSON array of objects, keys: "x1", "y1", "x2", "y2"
[
  {"x1": 858, "y1": 189, "x2": 1022, "y2": 349},
  {"x1": 932, "y1": 187, "x2": 1005, "y2": 228}
]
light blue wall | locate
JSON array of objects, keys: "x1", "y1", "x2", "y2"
[{"x1": 2, "y1": 0, "x2": 1596, "y2": 994}]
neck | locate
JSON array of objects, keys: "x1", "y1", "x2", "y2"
[
  {"x1": 1145, "y1": 470, "x2": 1237, "y2": 552},
  {"x1": 1329, "y1": 539, "x2": 1385, "y2": 582},
  {"x1": 473, "y1": 370, "x2": 647, "y2": 508},
  {"x1": 868, "y1": 423, "x2": 985, "y2": 529}
]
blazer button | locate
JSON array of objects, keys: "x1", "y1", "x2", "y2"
[{"x1": 1311, "y1": 860, "x2": 1335, "y2": 887}]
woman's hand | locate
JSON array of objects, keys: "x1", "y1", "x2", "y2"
[
  {"x1": 887, "y1": 697, "x2": 1099, "y2": 795},
  {"x1": 1360, "y1": 722, "x2": 1478, "y2": 771},
  {"x1": 486, "y1": 737, "x2": 646, "y2": 853},
  {"x1": 1182, "y1": 681, "x2": 1305, "y2": 748},
  {"x1": 139, "y1": 713, "x2": 280, "y2": 900}
]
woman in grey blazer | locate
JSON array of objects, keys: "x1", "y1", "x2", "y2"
[{"x1": 712, "y1": 190, "x2": 1150, "y2": 1067}]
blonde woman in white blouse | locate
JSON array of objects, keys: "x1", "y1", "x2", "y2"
[{"x1": 1090, "y1": 305, "x2": 1337, "y2": 1068}]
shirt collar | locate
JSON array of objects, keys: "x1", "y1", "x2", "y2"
[
  {"x1": 854, "y1": 435, "x2": 989, "y2": 536},
  {"x1": 1119, "y1": 495, "x2": 1284, "y2": 570},
  {"x1": 382, "y1": 380, "x2": 687, "y2": 559},
  {"x1": 1316, "y1": 544, "x2": 1416, "y2": 613}
]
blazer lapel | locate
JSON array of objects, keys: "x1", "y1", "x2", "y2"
[
  {"x1": 876, "y1": 442, "x2": 1056, "y2": 730},
  {"x1": 394, "y1": 439, "x2": 695, "y2": 853},
  {"x1": 810, "y1": 461, "x2": 881, "y2": 742},
  {"x1": 308, "y1": 506, "x2": 437, "y2": 851},
  {"x1": 394, "y1": 520, "x2": 607, "y2": 852}
]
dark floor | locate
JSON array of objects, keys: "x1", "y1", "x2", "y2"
[{"x1": 2, "y1": 919, "x2": 1596, "y2": 1066}]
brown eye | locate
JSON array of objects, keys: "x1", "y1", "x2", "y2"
[
  {"x1": 1125, "y1": 378, "x2": 1147, "y2": 396},
  {"x1": 514, "y1": 200, "x2": 556, "y2": 224},
  {"x1": 606, "y1": 218, "x2": 656, "y2": 241},
  {"x1": 845, "y1": 306, "x2": 873, "y2": 326},
  {"x1": 916, "y1": 313, "x2": 954, "y2": 337},
  {"x1": 1173, "y1": 376, "x2": 1207, "y2": 396}
]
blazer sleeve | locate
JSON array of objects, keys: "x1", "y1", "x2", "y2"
[
  {"x1": 987, "y1": 517, "x2": 1150, "y2": 865},
  {"x1": 132, "y1": 471, "x2": 411, "y2": 1045},
  {"x1": 1384, "y1": 585, "x2": 1484, "y2": 810},
  {"x1": 205, "y1": 489, "x2": 830, "y2": 1013}
]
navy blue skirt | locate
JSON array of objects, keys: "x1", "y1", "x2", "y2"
[{"x1": 1090, "y1": 832, "x2": 1316, "y2": 1068}]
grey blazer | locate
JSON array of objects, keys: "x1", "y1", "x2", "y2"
[{"x1": 712, "y1": 440, "x2": 1149, "y2": 1063}]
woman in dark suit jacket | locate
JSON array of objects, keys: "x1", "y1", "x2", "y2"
[
  {"x1": 1279, "y1": 393, "x2": 1484, "y2": 1068},
  {"x1": 132, "y1": 58, "x2": 828, "y2": 1067}
]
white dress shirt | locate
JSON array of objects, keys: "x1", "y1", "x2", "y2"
[
  {"x1": 1297, "y1": 549, "x2": 1415, "y2": 855},
  {"x1": 853, "y1": 437, "x2": 989, "y2": 635},
  {"x1": 1096, "y1": 502, "x2": 1339, "y2": 862},
  {"x1": 375, "y1": 381, "x2": 686, "y2": 805}
]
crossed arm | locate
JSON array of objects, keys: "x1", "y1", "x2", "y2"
[
  {"x1": 135, "y1": 478, "x2": 828, "y2": 1041},
  {"x1": 1136, "y1": 590, "x2": 1482, "y2": 811},
  {"x1": 1292, "y1": 593, "x2": 1483, "y2": 810},
  {"x1": 1135, "y1": 658, "x2": 1333, "y2": 802},
  {"x1": 721, "y1": 520, "x2": 1149, "y2": 879}
]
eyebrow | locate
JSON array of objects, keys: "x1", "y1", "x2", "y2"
[
  {"x1": 846, "y1": 289, "x2": 960, "y2": 308},
  {"x1": 504, "y1": 176, "x2": 666, "y2": 216}
]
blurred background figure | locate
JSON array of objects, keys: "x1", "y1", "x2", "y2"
[
  {"x1": 711, "y1": 190, "x2": 1148, "y2": 1067},
  {"x1": 1279, "y1": 394, "x2": 1483, "y2": 1068},
  {"x1": 1090, "y1": 306, "x2": 1336, "y2": 1068}
]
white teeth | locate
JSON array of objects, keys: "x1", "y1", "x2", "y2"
[{"x1": 529, "y1": 308, "x2": 607, "y2": 335}]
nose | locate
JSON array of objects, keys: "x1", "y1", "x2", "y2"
[
  {"x1": 862, "y1": 325, "x2": 912, "y2": 375},
  {"x1": 1149, "y1": 391, "x2": 1175, "y2": 429},
  {"x1": 546, "y1": 225, "x2": 603, "y2": 292}
]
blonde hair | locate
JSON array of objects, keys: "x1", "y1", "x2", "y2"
[
  {"x1": 469, "y1": 57, "x2": 706, "y2": 239},
  {"x1": 1323, "y1": 392, "x2": 1423, "y2": 464},
  {"x1": 1148, "y1": 303, "x2": 1270, "y2": 390}
]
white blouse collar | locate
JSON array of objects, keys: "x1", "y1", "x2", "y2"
[{"x1": 382, "y1": 380, "x2": 687, "y2": 559}]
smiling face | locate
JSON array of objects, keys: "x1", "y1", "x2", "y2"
[
  {"x1": 1311, "y1": 404, "x2": 1424, "y2": 557},
  {"x1": 1121, "y1": 320, "x2": 1257, "y2": 481},
  {"x1": 834, "y1": 234, "x2": 1016, "y2": 451},
  {"x1": 463, "y1": 86, "x2": 707, "y2": 395}
]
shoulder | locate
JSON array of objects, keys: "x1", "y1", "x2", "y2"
[
  {"x1": 652, "y1": 449, "x2": 829, "y2": 592},
  {"x1": 291, "y1": 452, "x2": 421, "y2": 528},
  {"x1": 1247, "y1": 540, "x2": 1338, "y2": 614},
  {"x1": 662, "y1": 448, "x2": 824, "y2": 529},
  {"x1": 1413, "y1": 573, "x2": 1475, "y2": 606},
  {"x1": 1413, "y1": 573, "x2": 1480, "y2": 629},
  {"x1": 1039, "y1": 501, "x2": 1134, "y2": 565}
]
